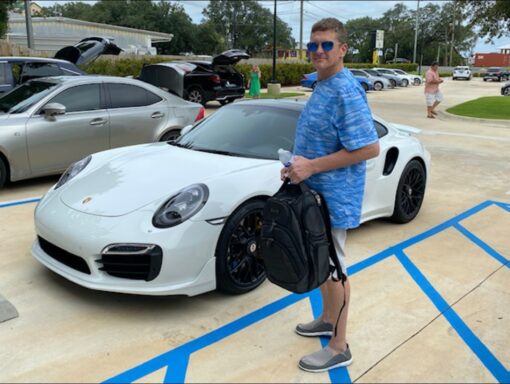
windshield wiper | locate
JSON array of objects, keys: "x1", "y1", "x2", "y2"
[
  {"x1": 192, "y1": 147, "x2": 240, "y2": 157},
  {"x1": 168, "y1": 141, "x2": 194, "y2": 149}
]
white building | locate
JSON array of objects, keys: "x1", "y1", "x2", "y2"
[{"x1": 7, "y1": 14, "x2": 173, "y2": 54}]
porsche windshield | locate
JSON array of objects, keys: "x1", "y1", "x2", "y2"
[
  {"x1": 0, "y1": 80, "x2": 58, "y2": 114},
  {"x1": 176, "y1": 104, "x2": 300, "y2": 160}
]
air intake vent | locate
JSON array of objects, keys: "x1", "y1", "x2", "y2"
[
  {"x1": 38, "y1": 236, "x2": 91, "y2": 274},
  {"x1": 97, "y1": 244, "x2": 163, "y2": 281}
]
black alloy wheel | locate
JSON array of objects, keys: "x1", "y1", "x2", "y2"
[
  {"x1": 504, "y1": 87, "x2": 510, "y2": 96},
  {"x1": 160, "y1": 129, "x2": 181, "y2": 142},
  {"x1": 390, "y1": 160, "x2": 426, "y2": 223},
  {"x1": 216, "y1": 200, "x2": 266, "y2": 294},
  {"x1": 374, "y1": 81, "x2": 383, "y2": 91}
]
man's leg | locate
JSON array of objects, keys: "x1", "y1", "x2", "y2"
[
  {"x1": 431, "y1": 100, "x2": 440, "y2": 114},
  {"x1": 323, "y1": 278, "x2": 350, "y2": 353}
]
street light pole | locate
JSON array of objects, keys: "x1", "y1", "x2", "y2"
[
  {"x1": 24, "y1": 0, "x2": 35, "y2": 49},
  {"x1": 412, "y1": 0, "x2": 420, "y2": 63},
  {"x1": 449, "y1": 1, "x2": 456, "y2": 66},
  {"x1": 272, "y1": 0, "x2": 277, "y2": 83}
]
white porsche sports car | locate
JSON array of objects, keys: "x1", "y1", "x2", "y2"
[{"x1": 32, "y1": 99, "x2": 430, "y2": 296}]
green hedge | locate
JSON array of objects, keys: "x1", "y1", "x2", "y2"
[{"x1": 81, "y1": 57, "x2": 418, "y2": 87}]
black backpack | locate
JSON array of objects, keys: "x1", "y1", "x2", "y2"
[{"x1": 259, "y1": 181, "x2": 344, "y2": 293}]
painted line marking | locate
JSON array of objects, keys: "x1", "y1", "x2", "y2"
[
  {"x1": 0, "y1": 196, "x2": 41, "y2": 208},
  {"x1": 453, "y1": 222, "x2": 509, "y2": 268},
  {"x1": 105, "y1": 200, "x2": 510, "y2": 384},
  {"x1": 396, "y1": 249, "x2": 510, "y2": 383}
]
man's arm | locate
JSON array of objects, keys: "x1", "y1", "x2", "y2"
[{"x1": 285, "y1": 142, "x2": 380, "y2": 183}]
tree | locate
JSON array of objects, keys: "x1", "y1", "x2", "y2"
[
  {"x1": 202, "y1": 0, "x2": 295, "y2": 54},
  {"x1": 458, "y1": 0, "x2": 510, "y2": 41},
  {"x1": 0, "y1": 0, "x2": 16, "y2": 39},
  {"x1": 345, "y1": 17, "x2": 382, "y2": 63}
]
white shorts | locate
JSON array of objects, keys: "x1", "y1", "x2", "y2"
[
  {"x1": 331, "y1": 228, "x2": 348, "y2": 279},
  {"x1": 425, "y1": 91, "x2": 443, "y2": 106}
]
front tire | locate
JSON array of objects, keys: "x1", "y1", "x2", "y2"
[
  {"x1": 216, "y1": 200, "x2": 266, "y2": 294},
  {"x1": 160, "y1": 129, "x2": 181, "y2": 142},
  {"x1": 401, "y1": 78, "x2": 409, "y2": 87},
  {"x1": 414, "y1": 78, "x2": 421, "y2": 85},
  {"x1": 390, "y1": 160, "x2": 426, "y2": 223},
  {"x1": 390, "y1": 79, "x2": 397, "y2": 88},
  {"x1": 0, "y1": 158, "x2": 7, "y2": 189},
  {"x1": 374, "y1": 81, "x2": 383, "y2": 91},
  {"x1": 504, "y1": 87, "x2": 510, "y2": 96}
]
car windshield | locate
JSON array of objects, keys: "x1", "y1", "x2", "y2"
[
  {"x1": 363, "y1": 69, "x2": 379, "y2": 77},
  {"x1": 394, "y1": 69, "x2": 405, "y2": 74},
  {"x1": 0, "y1": 80, "x2": 58, "y2": 114},
  {"x1": 175, "y1": 103, "x2": 300, "y2": 160}
]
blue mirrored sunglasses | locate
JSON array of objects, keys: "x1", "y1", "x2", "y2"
[{"x1": 307, "y1": 41, "x2": 335, "y2": 52}]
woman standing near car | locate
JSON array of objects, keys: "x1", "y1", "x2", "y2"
[{"x1": 248, "y1": 64, "x2": 261, "y2": 98}]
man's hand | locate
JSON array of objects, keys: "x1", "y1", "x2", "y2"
[{"x1": 286, "y1": 155, "x2": 315, "y2": 183}]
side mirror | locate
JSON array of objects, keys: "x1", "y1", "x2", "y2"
[
  {"x1": 180, "y1": 124, "x2": 193, "y2": 136},
  {"x1": 42, "y1": 103, "x2": 66, "y2": 119}
]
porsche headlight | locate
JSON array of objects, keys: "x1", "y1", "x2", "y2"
[
  {"x1": 153, "y1": 184, "x2": 209, "y2": 228},
  {"x1": 55, "y1": 155, "x2": 91, "y2": 189}
]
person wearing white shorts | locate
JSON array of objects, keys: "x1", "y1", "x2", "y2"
[{"x1": 424, "y1": 62, "x2": 444, "y2": 118}]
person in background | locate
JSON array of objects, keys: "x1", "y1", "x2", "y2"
[
  {"x1": 248, "y1": 64, "x2": 261, "y2": 98},
  {"x1": 424, "y1": 62, "x2": 444, "y2": 118},
  {"x1": 281, "y1": 18, "x2": 379, "y2": 373}
]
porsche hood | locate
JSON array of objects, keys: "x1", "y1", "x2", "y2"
[{"x1": 59, "y1": 144, "x2": 274, "y2": 217}]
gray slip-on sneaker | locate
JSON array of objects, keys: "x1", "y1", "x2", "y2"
[
  {"x1": 298, "y1": 346, "x2": 353, "y2": 373},
  {"x1": 295, "y1": 318, "x2": 333, "y2": 337}
]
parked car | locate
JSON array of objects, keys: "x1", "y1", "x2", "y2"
[
  {"x1": 392, "y1": 69, "x2": 422, "y2": 85},
  {"x1": 374, "y1": 68, "x2": 410, "y2": 87},
  {"x1": 452, "y1": 66, "x2": 472, "y2": 80},
  {"x1": 386, "y1": 58, "x2": 410, "y2": 64},
  {"x1": 362, "y1": 69, "x2": 396, "y2": 88},
  {"x1": 501, "y1": 82, "x2": 510, "y2": 96},
  {"x1": 139, "y1": 49, "x2": 249, "y2": 106},
  {"x1": 483, "y1": 67, "x2": 509, "y2": 82},
  {"x1": 0, "y1": 37, "x2": 122, "y2": 94},
  {"x1": 0, "y1": 76, "x2": 203, "y2": 188},
  {"x1": 351, "y1": 69, "x2": 390, "y2": 91},
  {"x1": 300, "y1": 71, "x2": 373, "y2": 92},
  {"x1": 365, "y1": 68, "x2": 401, "y2": 88},
  {"x1": 32, "y1": 99, "x2": 430, "y2": 296}
]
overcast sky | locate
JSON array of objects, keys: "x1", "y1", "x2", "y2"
[{"x1": 40, "y1": 0, "x2": 510, "y2": 54}]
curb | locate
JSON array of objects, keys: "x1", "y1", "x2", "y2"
[{"x1": 438, "y1": 110, "x2": 510, "y2": 126}]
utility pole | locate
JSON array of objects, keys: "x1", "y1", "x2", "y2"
[
  {"x1": 272, "y1": 0, "x2": 277, "y2": 83},
  {"x1": 412, "y1": 0, "x2": 420, "y2": 63},
  {"x1": 24, "y1": 0, "x2": 35, "y2": 49},
  {"x1": 449, "y1": 1, "x2": 456, "y2": 67},
  {"x1": 299, "y1": 0, "x2": 303, "y2": 61},
  {"x1": 394, "y1": 43, "x2": 398, "y2": 61}
]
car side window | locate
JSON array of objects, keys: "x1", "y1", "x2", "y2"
[
  {"x1": 48, "y1": 84, "x2": 101, "y2": 113},
  {"x1": 107, "y1": 83, "x2": 162, "y2": 108},
  {"x1": 374, "y1": 121, "x2": 388, "y2": 138}
]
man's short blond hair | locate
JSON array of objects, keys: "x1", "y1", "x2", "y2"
[{"x1": 311, "y1": 18, "x2": 348, "y2": 44}]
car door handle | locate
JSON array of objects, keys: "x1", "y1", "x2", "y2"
[
  {"x1": 151, "y1": 112, "x2": 164, "y2": 119},
  {"x1": 89, "y1": 118, "x2": 107, "y2": 126}
]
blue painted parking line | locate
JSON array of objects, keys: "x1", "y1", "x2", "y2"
[
  {"x1": 0, "y1": 197, "x2": 41, "y2": 208},
  {"x1": 3, "y1": 195, "x2": 507, "y2": 382},
  {"x1": 396, "y1": 249, "x2": 510, "y2": 384},
  {"x1": 453, "y1": 222, "x2": 509, "y2": 268}
]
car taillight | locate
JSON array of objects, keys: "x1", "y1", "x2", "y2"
[
  {"x1": 194, "y1": 106, "x2": 205, "y2": 122},
  {"x1": 209, "y1": 74, "x2": 221, "y2": 84}
]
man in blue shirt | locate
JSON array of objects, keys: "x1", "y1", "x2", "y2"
[{"x1": 282, "y1": 18, "x2": 379, "y2": 372}]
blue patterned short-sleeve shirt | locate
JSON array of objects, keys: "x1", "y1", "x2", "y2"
[{"x1": 294, "y1": 68, "x2": 378, "y2": 229}]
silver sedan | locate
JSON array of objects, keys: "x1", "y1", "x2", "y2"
[{"x1": 0, "y1": 76, "x2": 203, "y2": 188}]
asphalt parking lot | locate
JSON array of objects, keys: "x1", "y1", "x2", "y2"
[{"x1": 0, "y1": 78, "x2": 509, "y2": 383}]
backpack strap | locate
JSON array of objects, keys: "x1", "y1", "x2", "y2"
[{"x1": 318, "y1": 193, "x2": 345, "y2": 283}]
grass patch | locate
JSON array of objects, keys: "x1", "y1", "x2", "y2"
[
  {"x1": 245, "y1": 91, "x2": 305, "y2": 99},
  {"x1": 446, "y1": 96, "x2": 510, "y2": 120}
]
